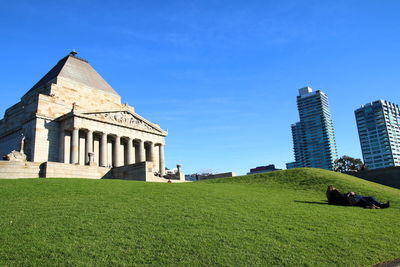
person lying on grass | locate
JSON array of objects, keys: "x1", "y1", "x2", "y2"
[{"x1": 326, "y1": 185, "x2": 390, "y2": 209}]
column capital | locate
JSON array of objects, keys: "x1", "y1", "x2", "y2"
[
  {"x1": 144, "y1": 141, "x2": 155, "y2": 147},
  {"x1": 135, "y1": 138, "x2": 144, "y2": 144}
]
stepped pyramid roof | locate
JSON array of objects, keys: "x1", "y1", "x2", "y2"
[{"x1": 25, "y1": 51, "x2": 118, "y2": 96}]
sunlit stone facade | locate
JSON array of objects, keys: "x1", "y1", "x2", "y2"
[{"x1": 0, "y1": 52, "x2": 167, "y2": 177}]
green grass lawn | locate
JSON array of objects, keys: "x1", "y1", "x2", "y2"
[{"x1": 0, "y1": 168, "x2": 399, "y2": 266}]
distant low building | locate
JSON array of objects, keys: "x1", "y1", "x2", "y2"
[
  {"x1": 186, "y1": 172, "x2": 236, "y2": 181},
  {"x1": 200, "y1": 172, "x2": 236, "y2": 180},
  {"x1": 286, "y1": 162, "x2": 299, "y2": 169},
  {"x1": 247, "y1": 164, "x2": 281, "y2": 174},
  {"x1": 185, "y1": 174, "x2": 198, "y2": 181}
]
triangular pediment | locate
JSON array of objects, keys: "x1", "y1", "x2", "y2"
[{"x1": 81, "y1": 110, "x2": 167, "y2": 136}]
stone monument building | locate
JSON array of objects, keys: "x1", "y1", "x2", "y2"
[{"x1": 0, "y1": 52, "x2": 180, "y2": 181}]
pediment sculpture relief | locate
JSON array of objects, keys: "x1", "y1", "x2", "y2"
[{"x1": 83, "y1": 111, "x2": 164, "y2": 134}]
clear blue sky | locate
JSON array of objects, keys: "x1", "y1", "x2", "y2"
[{"x1": 1, "y1": 1, "x2": 400, "y2": 175}]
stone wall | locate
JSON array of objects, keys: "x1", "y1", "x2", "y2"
[
  {"x1": 0, "y1": 93, "x2": 39, "y2": 135},
  {"x1": 0, "y1": 161, "x2": 42, "y2": 179},
  {"x1": 112, "y1": 161, "x2": 155, "y2": 181},
  {"x1": 33, "y1": 117, "x2": 61, "y2": 162},
  {"x1": 29, "y1": 81, "x2": 124, "y2": 120},
  {"x1": 44, "y1": 162, "x2": 112, "y2": 179},
  {"x1": 345, "y1": 167, "x2": 400, "y2": 189},
  {"x1": 48, "y1": 79, "x2": 124, "y2": 115}
]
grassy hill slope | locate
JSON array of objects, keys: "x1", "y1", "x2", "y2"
[{"x1": 0, "y1": 168, "x2": 399, "y2": 266}]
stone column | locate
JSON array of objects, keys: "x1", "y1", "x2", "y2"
[
  {"x1": 71, "y1": 128, "x2": 79, "y2": 164},
  {"x1": 59, "y1": 129, "x2": 65, "y2": 163},
  {"x1": 127, "y1": 137, "x2": 134, "y2": 165},
  {"x1": 114, "y1": 135, "x2": 121, "y2": 167},
  {"x1": 100, "y1": 132, "x2": 108, "y2": 167},
  {"x1": 138, "y1": 139, "x2": 145, "y2": 162},
  {"x1": 148, "y1": 142, "x2": 155, "y2": 162},
  {"x1": 159, "y1": 144, "x2": 165, "y2": 176},
  {"x1": 85, "y1": 130, "x2": 93, "y2": 165}
]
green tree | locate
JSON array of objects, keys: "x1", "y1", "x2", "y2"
[{"x1": 334, "y1": 155, "x2": 364, "y2": 172}]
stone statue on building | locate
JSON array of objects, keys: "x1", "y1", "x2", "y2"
[{"x1": 3, "y1": 135, "x2": 27, "y2": 162}]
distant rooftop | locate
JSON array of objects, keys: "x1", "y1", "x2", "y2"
[
  {"x1": 298, "y1": 86, "x2": 327, "y2": 98},
  {"x1": 299, "y1": 86, "x2": 313, "y2": 96},
  {"x1": 356, "y1": 100, "x2": 400, "y2": 111}
]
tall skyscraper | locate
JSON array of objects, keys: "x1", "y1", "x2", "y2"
[
  {"x1": 288, "y1": 87, "x2": 338, "y2": 170},
  {"x1": 355, "y1": 100, "x2": 400, "y2": 170}
]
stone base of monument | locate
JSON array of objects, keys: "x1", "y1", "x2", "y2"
[
  {"x1": 111, "y1": 161, "x2": 187, "y2": 182},
  {"x1": 0, "y1": 161, "x2": 42, "y2": 179},
  {"x1": 0, "y1": 160, "x2": 185, "y2": 182},
  {"x1": 111, "y1": 162, "x2": 152, "y2": 181},
  {"x1": 43, "y1": 162, "x2": 112, "y2": 179}
]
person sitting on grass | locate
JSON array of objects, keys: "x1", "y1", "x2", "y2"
[{"x1": 326, "y1": 185, "x2": 390, "y2": 209}]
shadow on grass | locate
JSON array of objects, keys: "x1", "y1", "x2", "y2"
[
  {"x1": 294, "y1": 200, "x2": 398, "y2": 210},
  {"x1": 294, "y1": 200, "x2": 329, "y2": 205}
]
